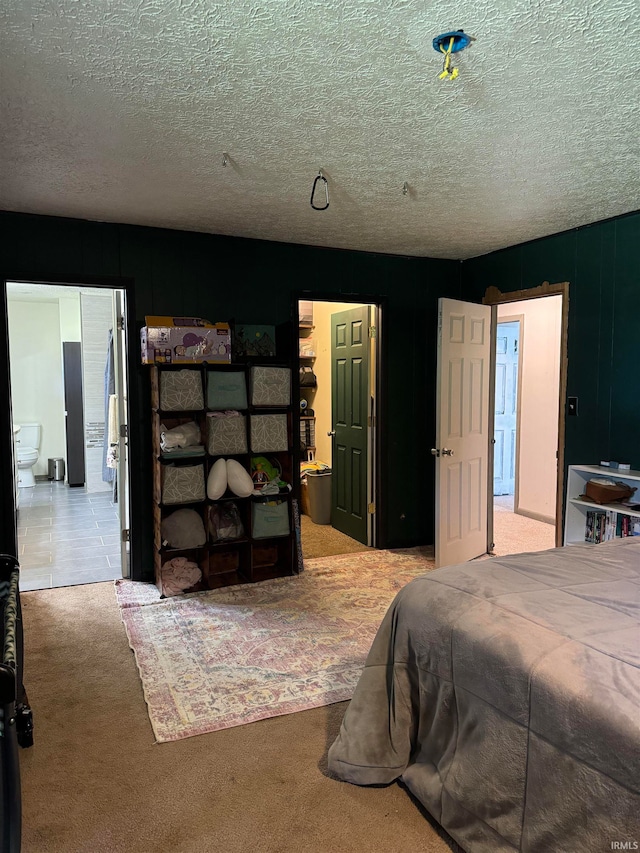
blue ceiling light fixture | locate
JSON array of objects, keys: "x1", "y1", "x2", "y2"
[{"x1": 433, "y1": 29, "x2": 475, "y2": 80}]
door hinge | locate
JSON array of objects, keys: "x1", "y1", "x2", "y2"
[
  {"x1": 121, "y1": 528, "x2": 130, "y2": 543},
  {"x1": 368, "y1": 503, "x2": 376, "y2": 514},
  {"x1": 119, "y1": 423, "x2": 128, "y2": 439},
  {"x1": 368, "y1": 326, "x2": 377, "y2": 338}
]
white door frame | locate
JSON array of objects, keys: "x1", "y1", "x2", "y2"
[
  {"x1": 112, "y1": 289, "x2": 131, "y2": 577},
  {"x1": 484, "y1": 281, "x2": 569, "y2": 549},
  {"x1": 5, "y1": 279, "x2": 133, "y2": 578}
]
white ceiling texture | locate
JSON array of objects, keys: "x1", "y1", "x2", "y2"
[{"x1": 1, "y1": 0, "x2": 638, "y2": 260}]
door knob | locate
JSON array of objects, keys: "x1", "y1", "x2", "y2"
[
  {"x1": 430, "y1": 448, "x2": 440, "y2": 457},
  {"x1": 442, "y1": 448, "x2": 454, "y2": 456},
  {"x1": 327, "y1": 430, "x2": 336, "y2": 436}
]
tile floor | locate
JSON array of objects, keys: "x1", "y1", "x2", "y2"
[{"x1": 16, "y1": 479, "x2": 122, "y2": 591}]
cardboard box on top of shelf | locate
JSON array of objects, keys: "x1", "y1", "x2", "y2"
[{"x1": 141, "y1": 316, "x2": 231, "y2": 364}]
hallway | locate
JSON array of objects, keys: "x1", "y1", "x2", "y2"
[{"x1": 492, "y1": 495, "x2": 556, "y2": 556}]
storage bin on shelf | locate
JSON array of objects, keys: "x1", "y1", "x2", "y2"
[{"x1": 148, "y1": 356, "x2": 297, "y2": 593}]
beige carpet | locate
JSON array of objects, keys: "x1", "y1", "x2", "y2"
[
  {"x1": 301, "y1": 498, "x2": 558, "y2": 564},
  {"x1": 492, "y1": 495, "x2": 557, "y2": 556},
  {"x1": 19, "y1": 567, "x2": 460, "y2": 853},
  {"x1": 301, "y1": 513, "x2": 371, "y2": 558}
]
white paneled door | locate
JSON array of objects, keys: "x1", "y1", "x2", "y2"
[
  {"x1": 112, "y1": 289, "x2": 131, "y2": 578},
  {"x1": 493, "y1": 321, "x2": 520, "y2": 496},
  {"x1": 434, "y1": 298, "x2": 491, "y2": 568}
]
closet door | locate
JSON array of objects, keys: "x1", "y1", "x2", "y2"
[
  {"x1": 330, "y1": 305, "x2": 370, "y2": 544},
  {"x1": 62, "y1": 342, "x2": 86, "y2": 487}
]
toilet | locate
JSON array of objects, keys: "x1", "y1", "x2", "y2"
[{"x1": 16, "y1": 423, "x2": 41, "y2": 488}]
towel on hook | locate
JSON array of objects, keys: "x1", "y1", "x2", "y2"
[
  {"x1": 107, "y1": 394, "x2": 119, "y2": 469},
  {"x1": 108, "y1": 394, "x2": 119, "y2": 446}
]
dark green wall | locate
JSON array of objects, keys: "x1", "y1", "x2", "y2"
[
  {"x1": 0, "y1": 212, "x2": 461, "y2": 578},
  {"x1": 462, "y1": 211, "x2": 640, "y2": 473},
  {"x1": 4, "y1": 209, "x2": 636, "y2": 576}
]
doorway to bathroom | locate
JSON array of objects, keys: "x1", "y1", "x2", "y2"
[{"x1": 6, "y1": 281, "x2": 131, "y2": 591}]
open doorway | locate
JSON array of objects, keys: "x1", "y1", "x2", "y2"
[
  {"x1": 6, "y1": 281, "x2": 131, "y2": 591},
  {"x1": 297, "y1": 298, "x2": 380, "y2": 559},
  {"x1": 433, "y1": 284, "x2": 567, "y2": 568},
  {"x1": 489, "y1": 290, "x2": 565, "y2": 556}
]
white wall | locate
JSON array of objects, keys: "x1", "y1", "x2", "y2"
[
  {"x1": 499, "y1": 295, "x2": 562, "y2": 522},
  {"x1": 80, "y1": 290, "x2": 113, "y2": 493},
  {"x1": 8, "y1": 299, "x2": 66, "y2": 477},
  {"x1": 59, "y1": 293, "x2": 81, "y2": 341}
]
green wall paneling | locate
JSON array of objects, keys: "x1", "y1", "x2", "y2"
[
  {"x1": 609, "y1": 215, "x2": 640, "y2": 465},
  {"x1": 462, "y1": 211, "x2": 640, "y2": 520},
  {"x1": 0, "y1": 211, "x2": 461, "y2": 578},
  {"x1": 4, "y1": 207, "x2": 634, "y2": 572}
]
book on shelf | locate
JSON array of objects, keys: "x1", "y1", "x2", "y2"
[{"x1": 584, "y1": 509, "x2": 640, "y2": 542}]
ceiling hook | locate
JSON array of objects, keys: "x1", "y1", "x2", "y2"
[
  {"x1": 310, "y1": 169, "x2": 329, "y2": 211},
  {"x1": 222, "y1": 153, "x2": 229, "y2": 167},
  {"x1": 403, "y1": 182, "x2": 409, "y2": 196}
]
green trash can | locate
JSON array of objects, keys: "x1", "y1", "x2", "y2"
[{"x1": 306, "y1": 470, "x2": 332, "y2": 525}]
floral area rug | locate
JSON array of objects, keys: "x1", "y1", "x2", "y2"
[{"x1": 115, "y1": 547, "x2": 435, "y2": 743}]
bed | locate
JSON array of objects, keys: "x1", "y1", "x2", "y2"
[{"x1": 328, "y1": 538, "x2": 640, "y2": 852}]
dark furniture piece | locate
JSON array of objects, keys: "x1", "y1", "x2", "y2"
[
  {"x1": 0, "y1": 555, "x2": 34, "y2": 853},
  {"x1": 150, "y1": 362, "x2": 300, "y2": 594}
]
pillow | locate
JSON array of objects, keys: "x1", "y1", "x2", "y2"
[
  {"x1": 226, "y1": 459, "x2": 254, "y2": 498},
  {"x1": 207, "y1": 457, "x2": 228, "y2": 499},
  {"x1": 160, "y1": 509, "x2": 206, "y2": 549}
]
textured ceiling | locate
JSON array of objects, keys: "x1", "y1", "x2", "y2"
[{"x1": 1, "y1": 0, "x2": 638, "y2": 259}]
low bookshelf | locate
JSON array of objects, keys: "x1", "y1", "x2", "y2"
[{"x1": 563, "y1": 464, "x2": 640, "y2": 546}]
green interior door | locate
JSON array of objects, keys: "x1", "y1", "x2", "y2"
[{"x1": 331, "y1": 306, "x2": 369, "y2": 544}]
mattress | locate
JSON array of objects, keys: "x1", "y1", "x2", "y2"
[{"x1": 328, "y1": 538, "x2": 640, "y2": 852}]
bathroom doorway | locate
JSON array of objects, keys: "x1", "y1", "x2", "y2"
[{"x1": 6, "y1": 282, "x2": 131, "y2": 591}]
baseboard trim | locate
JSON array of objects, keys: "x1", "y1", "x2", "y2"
[{"x1": 515, "y1": 507, "x2": 555, "y2": 526}]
